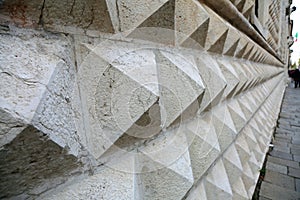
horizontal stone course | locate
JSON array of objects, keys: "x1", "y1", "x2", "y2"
[
  {"x1": 291, "y1": 146, "x2": 300, "y2": 155},
  {"x1": 294, "y1": 155, "x2": 300, "y2": 162},
  {"x1": 292, "y1": 139, "x2": 300, "y2": 145},
  {"x1": 273, "y1": 146, "x2": 290, "y2": 153},
  {"x1": 289, "y1": 167, "x2": 300, "y2": 178},
  {"x1": 266, "y1": 162, "x2": 287, "y2": 174},
  {"x1": 275, "y1": 134, "x2": 292, "y2": 140},
  {"x1": 267, "y1": 156, "x2": 299, "y2": 169},
  {"x1": 260, "y1": 181, "x2": 300, "y2": 200},
  {"x1": 264, "y1": 170, "x2": 295, "y2": 190},
  {"x1": 269, "y1": 150, "x2": 293, "y2": 160}
]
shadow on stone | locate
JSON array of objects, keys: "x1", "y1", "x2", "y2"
[{"x1": 0, "y1": 126, "x2": 81, "y2": 198}]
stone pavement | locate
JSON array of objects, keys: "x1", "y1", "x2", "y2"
[{"x1": 259, "y1": 84, "x2": 300, "y2": 200}]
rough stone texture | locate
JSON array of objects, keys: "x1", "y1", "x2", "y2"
[
  {"x1": 0, "y1": 126, "x2": 81, "y2": 199},
  {"x1": 42, "y1": 0, "x2": 114, "y2": 35},
  {"x1": 0, "y1": 27, "x2": 73, "y2": 148},
  {"x1": 294, "y1": 155, "x2": 300, "y2": 162},
  {"x1": 0, "y1": 0, "x2": 44, "y2": 28},
  {"x1": 260, "y1": 181, "x2": 300, "y2": 200},
  {"x1": 264, "y1": 170, "x2": 294, "y2": 190},
  {"x1": 269, "y1": 150, "x2": 293, "y2": 160},
  {"x1": 0, "y1": 0, "x2": 293, "y2": 199},
  {"x1": 266, "y1": 162, "x2": 287, "y2": 174},
  {"x1": 289, "y1": 167, "x2": 300, "y2": 178},
  {"x1": 42, "y1": 167, "x2": 135, "y2": 200},
  {"x1": 0, "y1": 109, "x2": 26, "y2": 147},
  {"x1": 268, "y1": 157, "x2": 300, "y2": 168},
  {"x1": 117, "y1": 0, "x2": 169, "y2": 32}
]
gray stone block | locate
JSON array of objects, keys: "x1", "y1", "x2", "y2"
[
  {"x1": 266, "y1": 162, "x2": 287, "y2": 174},
  {"x1": 291, "y1": 146, "x2": 300, "y2": 155},
  {"x1": 276, "y1": 128, "x2": 294, "y2": 135},
  {"x1": 289, "y1": 167, "x2": 300, "y2": 178},
  {"x1": 292, "y1": 139, "x2": 300, "y2": 145},
  {"x1": 272, "y1": 140, "x2": 288, "y2": 147},
  {"x1": 0, "y1": 126, "x2": 81, "y2": 198},
  {"x1": 258, "y1": 196, "x2": 272, "y2": 200},
  {"x1": 291, "y1": 126, "x2": 300, "y2": 132},
  {"x1": 289, "y1": 143, "x2": 300, "y2": 149},
  {"x1": 277, "y1": 125, "x2": 293, "y2": 133},
  {"x1": 296, "y1": 178, "x2": 300, "y2": 192},
  {"x1": 269, "y1": 150, "x2": 293, "y2": 161},
  {"x1": 279, "y1": 112, "x2": 293, "y2": 119},
  {"x1": 267, "y1": 156, "x2": 299, "y2": 169},
  {"x1": 290, "y1": 121, "x2": 300, "y2": 127},
  {"x1": 275, "y1": 134, "x2": 292, "y2": 141},
  {"x1": 274, "y1": 137, "x2": 291, "y2": 144},
  {"x1": 278, "y1": 119, "x2": 290, "y2": 126},
  {"x1": 273, "y1": 146, "x2": 290, "y2": 154},
  {"x1": 294, "y1": 155, "x2": 300, "y2": 162},
  {"x1": 277, "y1": 128, "x2": 295, "y2": 135},
  {"x1": 260, "y1": 181, "x2": 300, "y2": 200},
  {"x1": 264, "y1": 170, "x2": 295, "y2": 190}
]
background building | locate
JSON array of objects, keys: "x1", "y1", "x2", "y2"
[{"x1": 0, "y1": 0, "x2": 293, "y2": 199}]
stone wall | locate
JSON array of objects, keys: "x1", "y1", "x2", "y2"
[{"x1": 0, "y1": 0, "x2": 291, "y2": 199}]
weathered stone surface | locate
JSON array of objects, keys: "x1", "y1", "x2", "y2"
[
  {"x1": 136, "y1": 156, "x2": 194, "y2": 200},
  {"x1": 260, "y1": 181, "x2": 300, "y2": 200},
  {"x1": 0, "y1": 0, "x2": 292, "y2": 199},
  {"x1": 269, "y1": 150, "x2": 293, "y2": 160},
  {"x1": 0, "y1": 0, "x2": 43, "y2": 28},
  {"x1": 43, "y1": 167, "x2": 134, "y2": 200},
  {"x1": 185, "y1": 181, "x2": 208, "y2": 200},
  {"x1": 259, "y1": 196, "x2": 272, "y2": 200},
  {"x1": 117, "y1": 0, "x2": 168, "y2": 32},
  {"x1": 273, "y1": 145, "x2": 290, "y2": 153},
  {"x1": 186, "y1": 116, "x2": 221, "y2": 180},
  {"x1": 73, "y1": 39, "x2": 205, "y2": 159},
  {"x1": 0, "y1": 29, "x2": 55, "y2": 123},
  {"x1": 294, "y1": 155, "x2": 300, "y2": 162},
  {"x1": 266, "y1": 162, "x2": 287, "y2": 174},
  {"x1": 42, "y1": 0, "x2": 114, "y2": 34},
  {"x1": 275, "y1": 133, "x2": 292, "y2": 141},
  {"x1": 204, "y1": 159, "x2": 233, "y2": 199},
  {"x1": 0, "y1": 126, "x2": 80, "y2": 199},
  {"x1": 264, "y1": 170, "x2": 294, "y2": 190},
  {"x1": 175, "y1": 0, "x2": 209, "y2": 45},
  {"x1": 289, "y1": 167, "x2": 300, "y2": 178},
  {"x1": 296, "y1": 178, "x2": 300, "y2": 192},
  {"x1": 268, "y1": 152, "x2": 300, "y2": 169},
  {"x1": 0, "y1": 27, "x2": 79, "y2": 153},
  {"x1": 292, "y1": 139, "x2": 300, "y2": 145},
  {"x1": 0, "y1": 109, "x2": 26, "y2": 147}
]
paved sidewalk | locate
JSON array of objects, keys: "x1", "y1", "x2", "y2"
[{"x1": 259, "y1": 84, "x2": 300, "y2": 200}]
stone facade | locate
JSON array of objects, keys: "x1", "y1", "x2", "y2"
[{"x1": 0, "y1": 0, "x2": 292, "y2": 199}]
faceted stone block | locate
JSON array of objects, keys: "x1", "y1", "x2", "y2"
[
  {"x1": 0, "y1": 0, "x2": 43, "y2": 28},
  {"x1": 43, "y1": 0, "x2": 114, "y2": 34}
]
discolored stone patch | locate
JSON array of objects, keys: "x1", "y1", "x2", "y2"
[
  {"x1": 0, "y1": 126, "x2": 81, "y2": 199},
  {"x1": 0, "y1": 0, "x2": 44, "y2": 28},
  {"x1": 42, "y1": 0, "x2": 114, "y2": 34}
]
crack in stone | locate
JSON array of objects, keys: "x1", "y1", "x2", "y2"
[
  {"x1": 115, "y1": 0, "x2": 121, "y2": 32},
  {"x1": 38, "y1": 0, "x2": 46, "y2": 26},
  {"x1": 69, "y1": 0, "x2": 76, "y2": 17},
  {"x1": 0, "y1": 71, "x2": 40, "y2": 86}
]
